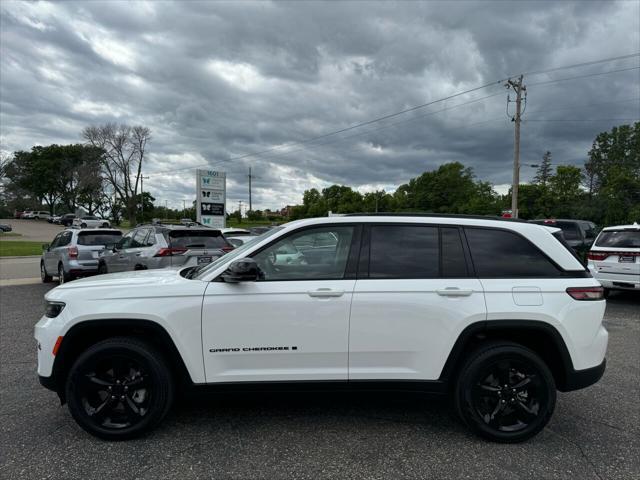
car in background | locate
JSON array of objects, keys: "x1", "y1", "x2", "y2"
[
  {"x1": 73, "y1": 215, "x2": 110, "y2": 228},
  {"x1": 249, "y1": 226, "x2": 275, "y2": 236},
  {"x1": 529, "y1": 219, "x2": 597, "y2": 260},
  {"x1": 58, "y1": 214, "x2": 76, "y2": 226},
  {"x1": 14, "y1": 211, "x2": 24, "y2": 219},
  {"x1": 32, "y1": 211, "x2": 51, "y2": 220},
  {"x1": 0, "y1": 223, "x2": 12, "y2": 232},
  {"x1": 220, "y1": 227, "x2": 252, "y2": 237},
  {"x1": 48, "y1": 215, "x2": 61, "y2": 224},
  {"x1": 587, "y1": 223, "x2": 640, "y2": 296},
  {"x1": 20, "y1": 210, "x2": 33, "y2": 219},
  {"x1": 97, "y1": 223, "x2": 234, "y2": 273},
  {"x1": 225, "y1": 235, "x2": 258, "y2": 248},
  {"x1": 41, "y1": 228, "x2": 123, "y2": 285}
]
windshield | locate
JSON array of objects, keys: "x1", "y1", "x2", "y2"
[
  {"x1": 193, "y1": 227, "x2": 283, "y2": 279},
  {"x1": 595, "y1": 230, "x2": 640, "y2": 248}
]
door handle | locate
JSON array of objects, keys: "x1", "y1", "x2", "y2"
[
  {"x1": 307, "y1": 288, "x2": 344, "y2": 298},
  {"x1": 436, "y1": 288, "x2": 473, "y2": 297}
]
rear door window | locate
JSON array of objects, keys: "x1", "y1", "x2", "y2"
[
  {"x1": 465, "y1": 228, "x2": 561, "y2": 277},
  {"x1": 369, "y1": 225, "x2": 439, "y2": 278},
  {"x1": 595, "y1": 230, "x2": 640, "y2": 248},
  {"x1": 77, "y1": 231, "x2": 122, "y2": 246},
  {"x1": 441, "y1": 227, "x2": 468, "y2": 277},
  {"x1": 168, "y1": 230, "x2": 229, "y2": 249},
  {"x1": 556, "y1": 221, "x2": 580, "y2": 241}
]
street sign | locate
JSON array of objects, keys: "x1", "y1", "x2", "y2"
[{"x1": 196, "y1": 169, "x2": 226, "y2": 228}]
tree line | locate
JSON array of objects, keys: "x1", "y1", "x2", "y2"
[
  {"x1": 289, "y1": 123, "x2": 639, "y2": 226},
  {"x1": 1, "y1": 122, "x2": 638, "y2": 227}
]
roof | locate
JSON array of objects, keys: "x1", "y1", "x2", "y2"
[
  {"x1": 602, "y1": 223, "x2": 640, "y2": 231},
  {"x1": 342, "y1": 212, "x2": 530, "y2": 223}
]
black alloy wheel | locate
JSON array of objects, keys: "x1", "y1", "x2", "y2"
[
  {"x1": 455, "y1": 342, "x2": 556, "y2": 442},
  {"x1": 66, "y1": 337, "x2": 173, "y2": 440}
]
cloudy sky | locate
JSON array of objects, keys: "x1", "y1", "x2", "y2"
[{"x1": 1, "y1": 0, "x2": 639, "y2": 211}]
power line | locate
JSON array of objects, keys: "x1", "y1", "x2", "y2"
[
  {"x1": 146, "y1": 57, "x2": 640, "y2": 177},
  {"x1": 520, "y1": 52, "x2": 639, "y2": 77},
  {"x1": 528, "y1": 66, "x2": 639, "y2": 87}
]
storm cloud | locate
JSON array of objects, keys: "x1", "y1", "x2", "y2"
[{"x1": 1, "y1": 0, "x2": 639, "y2": 210}]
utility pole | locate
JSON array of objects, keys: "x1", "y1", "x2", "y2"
[
  {"x1": 506, "y1": 75, "x2": 526, "y2": 218},
  {"x1": 140, "y1": 175, "x2": 150, "y2": 217},
  {"x1": 247, "y1": 167, "x2": 258, "y2": 211}
]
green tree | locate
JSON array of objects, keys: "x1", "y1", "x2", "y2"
[
  {"x1": 585, "y1": 122, "x2": 640, "y2": 225},
  {"x1": 533, "y1": 151, "x2": 553, "y2": 186}
]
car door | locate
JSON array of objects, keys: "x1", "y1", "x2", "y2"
[
  {"x1": 201, "y1": 224, "x2": 360, "y2": 383},
  {"x1": 349, "y1": 224, "x2": 486, "y2": 381},
  {"x1": 126, "y1": 228, "x2": 151, "y2": 269},
  {"x1": 44, "y1": 233, "x2": 62, "y2": 272},
  {"x1": 108, "y1": 231, "x2": 135, "y2": 272}
]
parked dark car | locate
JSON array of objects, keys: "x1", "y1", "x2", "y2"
[
  {"x1": 59, "y1": 214, "x2": 76, "y2": 227},
  {"x1": 529, "y1": 219, "x2": 597, "y2": 260},
  {"x1": 0, "y1": 223, "x2": 12, "y2": 232}
]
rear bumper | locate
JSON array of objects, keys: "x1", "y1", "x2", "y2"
[
  {"x1": 591, "y1": 269, "x2": 640, "y2": 290},
  {"x1": 561, "y1": 358, "x2": 606, "y2": 391}
]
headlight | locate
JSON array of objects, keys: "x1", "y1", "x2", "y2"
[{"x1": 45, "y1": 301, "x2": 65, "y2": 318}]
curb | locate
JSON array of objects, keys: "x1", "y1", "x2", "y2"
[
  {"x1": 0, "y1": 255, "x2": 42, "y2": 260},
  {"x1": 0, "y1": 277, "x2": 43, "y2": 287}
]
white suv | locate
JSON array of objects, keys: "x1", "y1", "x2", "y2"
[
  {"x1": 587, "y1": 223, "x2": 640, "y2": 295},
  {"x1": 35, "y1": 215, "x2": 607, "y2": 442}
]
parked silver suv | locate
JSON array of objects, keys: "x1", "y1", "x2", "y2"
[
  {"x1": 41, "y1": 228, "x2": 123, "y2": 284},
  {"x1": 97, "y1": 224, "x2": 234, "y2": 273}
]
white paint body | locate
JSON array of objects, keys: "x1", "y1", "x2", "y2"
[{"x1": 36, "y1": 216, "x2": 607, "y2": 385}]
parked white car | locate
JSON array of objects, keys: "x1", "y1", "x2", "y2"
[
  {"x1": 587, "y1": 223, "x2": 640, "y2": 295},
  {"x1": 73, "y1": 215, "x2": 110, "y2": 228},
  {"x1": 35, "y1": 215, "x2": 607, "y2": 442}
]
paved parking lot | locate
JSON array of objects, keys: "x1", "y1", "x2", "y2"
[{"x1": 1, "y1": 284, "x2": 638, "y2": 480}]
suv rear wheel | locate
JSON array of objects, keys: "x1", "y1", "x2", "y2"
[
  {"x1": 454, "y1": 342, "x2": 556, "y2": 443},
  {"x1": 58, "y1": 263, "x2": 71, "y2": 285},
  {"x1": 65, "y1": 337, "x2": 174, "y2": 440}
]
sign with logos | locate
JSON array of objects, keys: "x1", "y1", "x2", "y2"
[{"x1": 196, "y1": 169, "x2": 226, "y2": 228}]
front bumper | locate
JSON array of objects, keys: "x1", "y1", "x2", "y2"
[{"x1": 561, "y1": 358, "x2": 606, "y2": 392}]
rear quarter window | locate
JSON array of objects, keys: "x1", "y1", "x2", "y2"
[{"x1": 465, "y1": 227, "x2": 561, "y2": 277}]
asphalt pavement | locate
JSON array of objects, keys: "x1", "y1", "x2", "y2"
[{"x1": 0, "y1": 284, "x2": 638, "y2": 480}]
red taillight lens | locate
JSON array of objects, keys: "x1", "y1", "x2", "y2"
[
  {"x1": 67, "y1": 246, "x2": 78, "y2": 258},
  {"x1": 221, "y1": 245, "x2": 235, "y2": 253},
  {"x1": 566, "y1": 286, "x2": 605, "y2": 301},
  {"x1": 587, "y1": 251, "x2": 608, "y2": 261},
  {"x1": 154, "y1": 247, "x2": 188, "y2": 257}
]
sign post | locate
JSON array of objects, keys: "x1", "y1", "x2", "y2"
[{"x1": 196, "y1": 169, "x2": 226, "y2": 228}]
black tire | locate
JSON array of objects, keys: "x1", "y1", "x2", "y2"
[
  {"x1": 41, "y1": 262, "x2": 53, "y2": 283},
  {"x1": 454, "y1": 342, "x2": 556, "y2": 443},
  {"x1": 101, "y1": 222, "x2": 109, "y2": 228},
  {"x1": 98, "y1": 262, "x2": 108, "y2": 275},
  {"x1": 65, "y1": 337, "x2": 174, "y2": 440},
  {"x1": 80, "y1": 223, "x2": 87, "y2": 228},
  {"x1": 58, "y1": 263, "x2": 71, "y2": 285},
  {"x1": 603, "y1": 288, "x2": 611, "y2": 299}
]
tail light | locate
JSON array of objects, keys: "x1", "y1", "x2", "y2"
[
  {"x1": 221, "y1": 245, "x2": 235, "y2": 253},
  {"x1": 154, "y1": 247, "x2": 188, "y2": 257},
  {"x1": 566, "y1": 286, "x2": 605, "y2": 300},
  {"x1": 67, "y1": 246, "x2": 78, "y2": 259},
  {"x1": 587, "y1": 251, "x2": 608, "y2": 261}
]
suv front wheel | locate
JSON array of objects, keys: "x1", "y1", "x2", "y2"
[
  {"x1": 454, "y1": 342, "x2": 556, "y2": 443},
  {"x1": 65, "y1": 337, "x2": 174, "y2": 440}
]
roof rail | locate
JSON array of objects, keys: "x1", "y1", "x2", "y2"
[{"x1": 341, "y1": 212, "x2": 531, "y2": 223}]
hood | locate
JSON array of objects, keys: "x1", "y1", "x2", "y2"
[{"x1": 53, "y1": 268, "x2": 184, "y2": 291}]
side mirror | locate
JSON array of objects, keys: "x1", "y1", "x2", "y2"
[
  {"x1": 105, "y1": 243, "x2": 116, "y2": 252},
  {"x1": 221, "y1": 258, "x2": 259, "y2": 283},
  {"x1": 42, "y1": 243, "x2": 49, "y2": 251}
]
